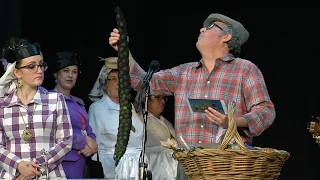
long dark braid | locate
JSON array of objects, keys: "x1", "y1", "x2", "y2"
[{"x1": 113, "y1": 6, "x2": 132, "y2": 166}]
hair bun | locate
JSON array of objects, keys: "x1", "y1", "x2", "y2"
[{"x1": 1, "y1": 37, "x2": 36, "y2": 63}]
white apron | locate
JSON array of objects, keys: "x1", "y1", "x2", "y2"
[{"x1": 90, "y1": 95, "x2": 148, "y2": 180}]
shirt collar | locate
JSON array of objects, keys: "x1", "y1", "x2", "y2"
[
  {"x1": 194, "y1": 53, "x2": 235, "y2": 69},
  {"x1": 1, "y1": 86, "x2": 49, "y2": 108},
  {"x1": 51, "y1": 88, "x2": 85, "y2": 106},
  {"x1": 103, "y1": 94, "x2": 120, "y2": 111},
  {"x1": 64, "y1": 94, "x2": 85, "y2": 106},
  {"x1": 147, "y1": 112, "x2": 164, "y2": 121}
]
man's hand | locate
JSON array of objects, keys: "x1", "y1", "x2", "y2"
[
  {"x1": 109, "y1": 28, "x2": 120, "y2": 51},
  {"x1": 205, "y1": 107, "x2": 228, "y2": 128},
  {"x1": 17, "y1": 161, "x2": 40, "y2": 178}
]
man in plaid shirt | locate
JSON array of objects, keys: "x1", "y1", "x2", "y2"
[
  {"x1": 0, "y1": 37, "x2": 72, "y2": 179},
  {"x1": 109, "y1": 13, "x2": 275, "y2": 148}
]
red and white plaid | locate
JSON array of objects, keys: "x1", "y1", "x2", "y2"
[
  {"x1": 130, "y1": 54, "x2": 275, "y2": 146},
  {"x1": 0, "y1": 86, "x2": 72, "y2": 179}
]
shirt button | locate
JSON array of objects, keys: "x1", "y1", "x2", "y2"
[{"x1": 200, "y1": 125, "x2": 204, "y2": 128}]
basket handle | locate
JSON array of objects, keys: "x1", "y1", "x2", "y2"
[{"x1": 218, "y1": 102, "x2": 248, "y2": 151}]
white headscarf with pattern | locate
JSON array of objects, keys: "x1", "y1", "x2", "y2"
[{"x1": 88, "y1": 57, "x2": 118, "y2": 102}]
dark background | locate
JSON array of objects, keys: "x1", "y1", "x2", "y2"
[{"x1": 1, "y1": 1, "x2": 320, "y2": 179}]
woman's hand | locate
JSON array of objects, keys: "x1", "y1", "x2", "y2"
[
  {"x1": 17, "y1": 161, "x2": 40, "y2": 179},
  {"x1": 86, "y1": 136, "x2": 98, "y2": 154},
  {"x1": 78, "y1": 144, "x2": 93, "y2": 157},
  {"x1": 16, "y1": 174, "x2": 32, "y2": 180}
]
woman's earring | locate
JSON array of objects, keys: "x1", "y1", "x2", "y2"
[
  {"x1": 55, "y1": 79, "x2": 57, "y2": 84},
  {"x1": 17, "y1": 79, "x2": 22, "y2": 88}
]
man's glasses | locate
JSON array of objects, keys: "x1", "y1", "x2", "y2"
[
  {"x1": 107, "y1": 77, "x2": 119, "y2": 84},
  {"x1": 150, "y1": 95, "x2": 168, "y2": 102},
  {"x1": 206, "y1": 22, "x2": 224, "y2": 31},
  {"x1": 17, "y1": 62, "x2": 48, "y2": 73}
]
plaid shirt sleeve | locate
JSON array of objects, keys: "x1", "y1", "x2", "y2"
[
  {"x1": 35, "y1": 93, "x2": 73, "y2": 171},
  {"x1": 130, "y1": 60, "x2": 178, "y2": 96},
  {"x1": 0, "y1": 128, "x2": 22, "y2": 176},
  {"x1": 242, "y1": 63, "x2": 275, "y2": 136}
]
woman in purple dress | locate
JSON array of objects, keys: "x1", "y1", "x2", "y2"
[{"x1": 52, "y1": 51, "x2": 97, "y2": 179}]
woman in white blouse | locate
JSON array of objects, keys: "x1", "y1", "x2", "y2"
[
  {"x1": 142, "y1": 94, "x2": 178, "y2": 179},
  {"x1": 88, "y1": 57, "x2": 144, "y2": 180}
]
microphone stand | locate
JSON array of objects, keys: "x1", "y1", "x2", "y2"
[{"x1": 139, "y1": 83, "x2": 152, "y2": 180}]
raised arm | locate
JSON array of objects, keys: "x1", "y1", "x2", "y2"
[{"x1": 109, "y1": 28, "x2": 178, "y2": 96}]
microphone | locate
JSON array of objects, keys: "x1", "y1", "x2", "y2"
[{"x1": 142, "y1": 60, "x2": 160, "y2": 90}]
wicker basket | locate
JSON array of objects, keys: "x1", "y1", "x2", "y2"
[{"x1": 172, "y1": 103, "x2": 290, "y2": 180}]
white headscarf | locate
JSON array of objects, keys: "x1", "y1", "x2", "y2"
[
  {"x1": 88, "y1": 57, "x2": 118, "y2": 102},
  {"x1": 88, "y1": 56, "x2": 145, "y2": 113},
  {"x1": 0, "y1": 60, "x2": 17, "y2": 97}
]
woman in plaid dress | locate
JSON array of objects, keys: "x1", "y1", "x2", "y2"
[{"x1": 0, "y1": 37, "x2": 73, "y2": 179}]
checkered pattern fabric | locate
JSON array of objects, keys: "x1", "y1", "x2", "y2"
[{"x1": 0, "y1": 86, "x2": 72, "y2": 179}]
